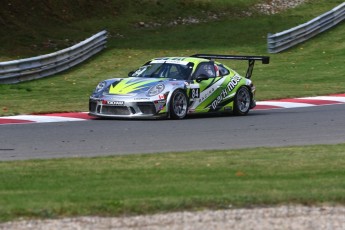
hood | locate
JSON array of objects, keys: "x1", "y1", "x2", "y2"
[{"x1": 108, "y1": 77, "x2": 165, "y2": 95}]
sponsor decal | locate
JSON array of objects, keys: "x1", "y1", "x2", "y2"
[
  {"x1": 105, "y1": 101, "x2": 125, "y2": 106},
  {"x1": 198, "y1": 87, "x2": 215, "y2": 103},
  {"x1": 154, "y1": 100, "x2": 166, "y2": 105},
  {"x1": 211, "y1": 75, "x2": 241, "y2": 110},
  {"x1": 189, "y1": 77, "x2": 226, "y2": 110},
  {"x1": 151, "y1": 58, "x2": 188, "y2": 65},
  {"x1": 134, "y1": 98, "x2": 150, "y2": 101},
  {"x1": 154, "y1": 100, "x2": 166, "y2": 111}
]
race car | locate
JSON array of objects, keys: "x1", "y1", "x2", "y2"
[{"x1": 89, "y1": 54, "x2": 269, "y2": 119}]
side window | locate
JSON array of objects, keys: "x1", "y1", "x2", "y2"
[
  {"x1": 194, "y1": 62, "x2": 216, "y2": 78},
  {"x1": 217, "y1": 64, "x2": 230, "y2": 76},
  {"x1": 167, "y1": 65, "x2": 179, "y2": 79}
]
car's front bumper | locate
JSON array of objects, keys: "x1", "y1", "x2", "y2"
[{"x1": 89, "y1": 97, "x2": 167, "y2": 119}]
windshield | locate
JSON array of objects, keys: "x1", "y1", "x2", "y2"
[{"x1": 131, "y1": 61, "x2": 194, "y2": 80}]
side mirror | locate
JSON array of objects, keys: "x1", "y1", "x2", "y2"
[
  {"x1": 128, "y1": 71, "x2": 135, "y2": 77},
  {"x1": 196, "y1": 74, "x2": 209, "y2": 83}
]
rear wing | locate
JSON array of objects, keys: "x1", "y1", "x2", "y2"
[{"x1": 191, "y1": 54, "x2": 270, "y2": 79}]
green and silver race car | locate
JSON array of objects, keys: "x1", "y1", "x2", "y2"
[{"x1": 89, "y1": 54, "x2": 269, "y2": 119}]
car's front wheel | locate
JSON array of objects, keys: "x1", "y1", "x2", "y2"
[
  {"x1": 233, "y1": 86, "x2": 251, "y2": 116},
  {"x1": 169, "y1": 90, "x2": 188, "y2": 119}
]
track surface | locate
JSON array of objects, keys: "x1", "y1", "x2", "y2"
[{"x1": 1, "y1": 102, "x2": 345, "y2": 161}]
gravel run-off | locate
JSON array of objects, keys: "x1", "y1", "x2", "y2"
[{"x1": 1, "y1": 206, "x2": 345, "y2": 230}]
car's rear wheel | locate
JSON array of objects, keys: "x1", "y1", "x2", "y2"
[
  {"x1": 233, "y1": 86, "x2": 251, "y2": 116},
  {"x1": 169, "y1": 90, "x2": 188, "y2": 119}
]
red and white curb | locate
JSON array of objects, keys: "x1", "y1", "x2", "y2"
[
  {"x1": 1, "y1": 94, "x2": 345, "y2": 125},
  {"x1": 255, "y1": 94, "x2": 345, "y2": 110},
  {"x1": 0, "y1": 112, "x2": 94, "y2": 125}
]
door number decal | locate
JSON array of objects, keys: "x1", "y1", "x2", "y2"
[{"x1": 190, "y1": 88, "x2": 200, "y2": 99}]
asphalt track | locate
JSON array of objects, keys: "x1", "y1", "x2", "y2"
[{"x1": 1, "y1": 103, "x2": 345, "y2": 161}]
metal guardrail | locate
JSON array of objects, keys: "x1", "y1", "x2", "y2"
[
  {"x1": 0, "y1": 30, "x2": 108, "y2": 84},
  {"x1": 267, "y1": 2, "x2": 345, "y2": 53}
]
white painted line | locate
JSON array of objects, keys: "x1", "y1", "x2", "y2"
[
  {"x1": 298, "y1": 96, "x2": 345, "y2": 103},
  {"x1": 256, "y1": 101, "x2": 315, "y2": 108},
  {"x1": 1, "y1": 115, "x2": 86, "y2": 123}
]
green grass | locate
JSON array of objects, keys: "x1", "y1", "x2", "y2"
[
  {"x1": 0, "y1": 0, "x2": 344, "y2": 116},
  {"x1": 0, "y1": 0, "x2": 261, "y2": 58},
  {"x1": 1, "y1": 144, "x2": 345, "y2": 222}
]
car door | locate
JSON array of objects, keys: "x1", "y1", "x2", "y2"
[{"x1": 188, "y1": 62, "x2": 228, "y2": 113}]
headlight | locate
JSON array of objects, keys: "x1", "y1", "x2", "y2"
[
  {"x1": 147, "y1": 83, "x2": 165, "y2": 96},
  {"x1": 95, "y1": 81, "x2": 107, "y2": 93}
]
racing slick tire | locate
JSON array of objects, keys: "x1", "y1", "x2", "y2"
[
  {"x1": 169, "y1": 89, "x2": 188, "y2": 119},
  {"x1": 233, "y1": 86, "x2": 251, "y2": 116}
]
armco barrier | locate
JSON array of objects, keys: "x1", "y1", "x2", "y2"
[
  {"x1": 267, "y1": 2, "x2": 345, "y2": 53},
  {"x1": 0, "y1": 30, "x2": 108, "y2": 84}
]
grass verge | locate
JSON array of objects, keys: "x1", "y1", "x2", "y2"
[{"x1": 1, "y1": 143, "x2": 345, "y2": 222}]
